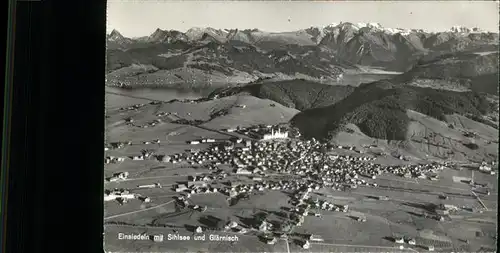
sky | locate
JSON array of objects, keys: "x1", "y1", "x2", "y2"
[{"x1": 107, "y1": 1, "x2": 499, "y2": 38}]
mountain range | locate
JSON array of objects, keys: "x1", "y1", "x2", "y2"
[{"x1": 106, "y1": 23, "x2": 498, "y2": 88}]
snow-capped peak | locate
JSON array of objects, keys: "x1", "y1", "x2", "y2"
[
  {"x1": 324, "y1": 23, "x2": 339, "y2": 29},
  {"x1": 185, "y1": 27, "x2": 229, "y2": 40},
  {"x1": 450, "y1": 26, "x2": 470, "y2": 33},
  {"x1": 449, "y1": 26, "x2": 483, "y2": 34},
  {"x1": 321, "y1": 22, "x2": 414, "y2": 35},
  {"x1": 358, "y1": 22, "x2": 383, "y2": 29}
]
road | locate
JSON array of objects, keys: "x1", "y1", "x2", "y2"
[
  {"x1": 105, "y1": 172, "x2": 204, "y2": 187},
  {"x1": 371, "y1": 181, "x2": 475, "y2": 200},
  {"x1": 104, "y1": 200, "x2": 175, "y2": 220},
  {"x1": 471, "y1": 190, "x2": 489, "y2": 210},
  {"x1": 311, "y1": 242, "x2": 418, "y2": 252},
  {"x1": 379, "y1": 177, "x2": 471, "y2": 193},
  {"x1": 284, "y1": 238, "x2": 291, "y2": 253},
  {"x1": 121, "y1": 173, "x2": 204, "y2": 182},
  {"x1": 195, "y1": 124, "x2": 257, "y2": 141}
]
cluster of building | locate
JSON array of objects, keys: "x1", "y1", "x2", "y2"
[
  {"x1": 106, "y1": 172, "x2": 129, "y2": 182},
  {"x1": 479, "y1": 162, "x2": 496, "y2": 175},
  {"x1": 105, "y1": 141, "x2": 132, "y2": 151},
  {"x1": 389, "y1": 235, "x2": 436, "y2": 251},
  {"x1": 118, "y1": 103, "x2": 146, "y2": 112},
  {"x1": 104, "y1": 189, "x2": 135, "y2": 203},
  {"x1": 118, "y1": 104, "x2": 176, "y2": 128},
  {"x1": 174, "y1": 182, "x2": 219, "y2": 194},
  {"x1": 105, "y1": 118, "x2": 495, "y2": 249},
  {"x1": 141, "y1": 119, "x2": 163, "y2": 128},
  {"x1": 311, "y1": 198, "x2": 349, "y2": 213},
  {"x1": 173, "y1": 195, "x2": 209, "y2": 213},
  {"x1": 105, "y1": 156, "x2": 125, "y2": 164},
  {"x1": 131, "y1": 149, "x2": 155, "y2": 161},
  {"x1": 155, "y1": 125, "x2": 483, "y2": 247},
  {"x1": 187, "y1": 138, "x2": 217, "y2": 145},
  {"x1": 262, "y1": 128, "x2": 289, "y2": 140},
  {"x1": 163, "y1": 129, "x2": 458, "y2": 205},
  {"x1": 223, "y1": 125, "x2": 298, "y2": 140}
]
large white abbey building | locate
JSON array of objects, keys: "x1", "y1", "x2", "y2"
[{"x1": 263, "y1": 128, "x2": 289, "y2": 140}]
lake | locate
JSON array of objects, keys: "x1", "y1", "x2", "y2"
[
  {"x1": 105, "y1": 73, "x2": 398, "y2": 109},
  {"x1": 340, "y1": 73, "x2": 400, "y2": 87}
]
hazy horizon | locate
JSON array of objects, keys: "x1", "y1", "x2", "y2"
[{"x1": 107, "y1": 1, "x2": 499, "y2": 38}]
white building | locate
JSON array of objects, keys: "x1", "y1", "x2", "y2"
[
  {"x1": 104, "y1": 194, "x2": 119, "y2": 202},
  {"x1": 176, "y1": 184, "x2": 188, "y2": 192},
  {"x1": 479, "y1": 165, "x2": 492, "y2": 172},
  {"x1": 263, "y1": 128, "x2": 289, "y2": 140},
  {"x1": 236, "y1": 168, "x2": 252, "y2": 175},
  {"x1": 104, "y1": 192, "x2": 136, "y2": 202},
  {"x1": 118, "y1": 172, "x2": 129, "y2": 179},
  {"x1": 138, "y1": 196, "x2": 151, "y2": 203},
  {"x1": 425, "y1": 245, "x2": 435, "y2": 251},
  {"x1": 302, "y1": 240, "x2": 310, "y2": 249},
  {"x1": 336, "y1": 73, "x2": 344, "y2": 82},
  {"x1": 195, "y1": 226, "x2": 203, "y2": 233}
]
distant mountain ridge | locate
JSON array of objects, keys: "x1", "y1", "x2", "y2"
[
  {"x1": 106, "y1": 23, "x2": 498, "y2": 88},
  {"x1": 109, "y1": 23, "x2": 494, "y2": 41},
  {"x1": 108, "y1": 23, "x2": 498, "y2": 51}
]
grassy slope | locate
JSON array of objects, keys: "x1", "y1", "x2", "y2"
[
  {"x1": 291, "y1": 84, "x2": 494, "y2": 141},
  {"x1": 402, "y1": 51, "x2": 499, "y2": 95},
  {"x1": 210, "y1": 79, "x2": 355, "y2": 111},
  {"x1": 330, "y1": 110, "x2": 498, "y2": 163},
  {"x1": 106, "y1": 41, "x2": 345, "y2": 88},
  {"x1": 106, "y1": 94, "x2": 299, "y2": 140}
]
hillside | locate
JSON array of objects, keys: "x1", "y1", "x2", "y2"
[
  {"x1": 291, "y1": 85, "x2": 495, "y2": 141},
  {"x1": 288, "y1": 45, "x2": 498, "y2": 163},
  {"x1": 106, "y1": 94, "x2": 300, "y2": 144},
  {"x1": 404, "y1": 51, "x2": 499, "y2": 94},
  {"x1": 330, "y1": 111, "x2": 498, "y2": 163},
  {"x1": 356, "y1": 50, "x2": 499, "y2": 95},
  {"x1": 106, "y1": 40, "x2": 346, "y2": 88},
  {"x1": 209, "y1": 79, "x2": 356, "y2": 111}
]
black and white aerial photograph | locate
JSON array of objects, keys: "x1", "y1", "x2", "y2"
[{"x1": 104, "y1": 1, "x2": 499, "y2": 252}]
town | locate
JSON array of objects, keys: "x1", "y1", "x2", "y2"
[{"x1": 104, "y1": 113, "x2": 498, "y2": 252}]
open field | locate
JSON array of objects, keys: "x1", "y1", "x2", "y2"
[{"x1": 105, "y1": 164, "x2": 497, "y2": 252}]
